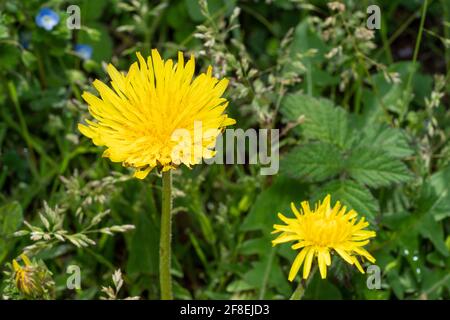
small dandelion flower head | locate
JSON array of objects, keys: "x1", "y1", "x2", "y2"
[
  {"x1": 12, "y1": 254, "x2": 54, "y2": 299},
  {"x1": 272, "y1": 194, "x2": 376, "y2": 281},
  {"x1": 78, "y1": 49, "x2": 235, "y2": 179},
  {"x1": 35, "y1": 8, "x2": 60, "y2": 31},
  {"x1": 74, "y1": 44, "x2": 93, "y2": 60},
  {"x1": 12, "y1": 255, "x2": 38, "y2": 297}
]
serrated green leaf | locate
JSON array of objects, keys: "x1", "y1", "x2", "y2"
[
  {"x1": 346, "y1": 146, "x2": 412, "y2": 187},
  {"x1": 356, "y1": 123, "x2": 414, "y2": 158},
  {"x1": 281, "y1": 93, "x2": 350, "y2": 148},
  {"x1": 315, "y1": 180, "x2": 379, "y2": 222},
  {"x1": 280, "y1": 142, "x2": 344, "y2": 181}
]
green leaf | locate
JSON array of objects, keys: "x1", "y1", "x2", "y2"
[
  {"x1": 78, "y1": 23, "x2": 113, "y2": 63},
  {"x1": 126, "y1": 208, "x2": 159, "y2": 276},
  {"x1": 226, "y1": 280, "x2": 254, "y2": 293},
  {"x1": 383, "y1": 181, "x2": 449, "y2": 258},
  {"x1": 184, "y1": 0, "x2": 234, "y2": 22},
  {"x1": 0, "y1": 201, "x2": 23, "y2": 236},
  {"x1": 21, "y1": 50, "x2": 37, "y2": 69},
  {"x1": 79, "y1": 0, "x2": 108, "y2": 21},
  {"x1": 346, "y1": 146, "x2": 412, "y2": 188},
  {"x1": 421, "y1": 268, "x2": 450, "y2": 299},
  {"x1": 280, "y1": 142, "x2": 344, "y2": 182},
  {"x1": 241, "y1": 176, "x2": 307, "y2": 233},
  {"x1": 287, "y1": 21, "x2": 335, "y2": 92},
  {"x1": 356, "y1": 123, "x2": 414, "y2": 158},
  {"x1": 361, "y1": 62, "x2": 432, "y2": 122},
  {"x1": 281, "y1": 93, "x2": 350, "y2": 148},
  {"x1": 239, "y1": 237, "x2": 270, "y2": 256},
  {"x1": 418, "y1": 214, "x2": 449, "y2": 257},
  {"x1": 428, "y1": 165, "x2": 450, "y2": 221},
  {"x1": 303, "y1": 273, "x2": 343, "y2": 299},
  {"x1": 0, "y1": 44, "x2": 20, "y2": 71},
  {"x1": 0, "y1": 201, "x2": 23, "y2": 263},
  {"x1": 242, "y1": 251, "x2": 291, "y2": 297},
  {"x1": 315, "y1": 180, "x2": 379, "y2": 222}
]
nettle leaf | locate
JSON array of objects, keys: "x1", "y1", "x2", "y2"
[
  {"x1": 280, "y1": 142, "x2": 344, "y2": 181},
  {"x1": 281, "y1": 93, "x2": 351, "y2": 148},
  {"x1": 346, "y1": 146, "x2": 412, "y2": 188},
  {"x1": 356, "y1": 123, "x2": 414, "y2": 158},
  {"x1": 280, "y1": 93, "x2": 413, "y2": 190},
  {"x1": 315, "y1": 180, "x2": 379, "y2": 222}
]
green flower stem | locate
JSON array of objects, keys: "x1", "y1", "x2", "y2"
[
  {"x1": 403, "y1": 0, "x2": 428, "y2": 116},
  {"x1": 160, "y1": 170, "x2": 173, "y2": 300}
]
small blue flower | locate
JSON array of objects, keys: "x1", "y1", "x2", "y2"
[
  {"x1": 35, "y1": 8, "x2": 60, "y2": 31},
  {"x1": 74, "y1": 44, "x2": 93, "y2": 60}
]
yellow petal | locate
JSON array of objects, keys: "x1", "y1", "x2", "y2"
[
  {"x1": 303, "y1": 247, "x2": 315, "y2": 279},
  {"x1": 353, "y1": 257, "x2": 365, "y2": 273},
  {"x1": 318, "y1": 249, "x2": 328, "y2": 279},
  {"x1": 21, "y1": 254, "x2": 31, "y2": 266},
  {"x1": 288, "y1": 248, "x2": 308, "y2": 282},
  {"x1": 12, "y1": 259, "x2": 21, "y2": 272},
  {"x1": 291, "y1": 202, "x2": 302, "y2": 219},
  {"x1": 335, "y1": 248, "x2": 354, "y2": 265},
  {"x1": 133, "y1": 167, "x2": 152, "y2": 179}
]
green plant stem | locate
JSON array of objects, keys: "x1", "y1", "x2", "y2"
[
  {"x1": 289, "y1": 266, "x2": 316, "y2": 300},
  {"x1": 7, "y1": 81, "x2": 39, "y2": 179},
  {"x1": 403, "y1": 0, "x2": 428, "y2": 115},
  {"x1": 146, "y1": 0, "x2": 170, "y2": 53},
  {"x1": 159, "y1": 170, "x2": 173, "y2": 300}
]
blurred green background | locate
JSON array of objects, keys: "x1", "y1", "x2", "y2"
[{"x1": 0, "y1": 0, "x2": 449, "y2": 299}]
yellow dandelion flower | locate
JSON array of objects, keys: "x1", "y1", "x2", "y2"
[
  {"x1": 12, "y1": 254, "x2": 55, "y2": 299},
  {"x1": 272, "y1": 194, "x2": 376, "y2": 281},
  {"x1": 13, "y1": 254, "x2": 37, "y2": 296},
  {"x1": 78, "y1": 49, "x2": 235, "y2": 179}
]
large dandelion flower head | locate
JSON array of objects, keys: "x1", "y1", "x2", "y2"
[
  {"x1": 272, "y1": 195, "x2": 376, "y2": 281},
  {"x1": 78, "y1": 49, "x2": 235, "y2": 179}
]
